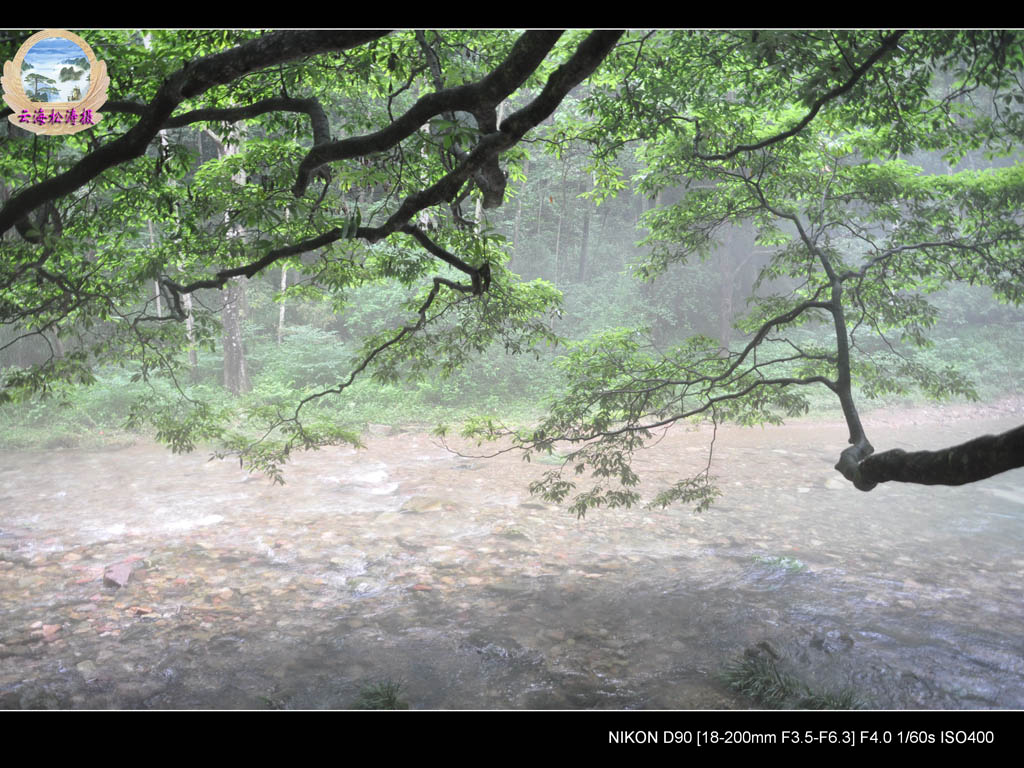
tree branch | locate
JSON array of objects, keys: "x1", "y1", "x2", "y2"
[
  {"x1": 693, "y1": 31, "x2": 907, "y2": 161},
  {"x1": 854, "y1": 423, "x2": 1024, "y2": 490},
  {"x1": 359, "y1": 31, "x2": 625, "y2": 242},
  {"x1": 0, "y1": 30, "x2": 389, "y2": 236},
  {"x1": 156, "y1": 219, "x2": 493, "y2": 318},
  {"x1": 142, "y1": 31, "x2": 622, "y2": 314},
  {"x1": 292, "y1": 30, "x2": 566, "y2": 197}
]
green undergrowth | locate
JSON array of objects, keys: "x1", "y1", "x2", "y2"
[
  {"x1": 2, "y1": 322, "x2": 1019, "y2": 452},
  {"x1": 0, "y1": 363, "x2": 548, "y2": 452},
  {"x1": 721, "y1": 652, "x2": 866, "y2": 710},
  {"x1": 352, "y1": 679, "x2": 409, "y2": 710}
]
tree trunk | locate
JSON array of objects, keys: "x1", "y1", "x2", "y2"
[
  {"x1": 211, "y1": 127, "x2": 252, "y2": 394},
  {"x1": 148, "y1": 220, "x2": 162, "y2": 316},
  {"x1": 577, "y1": 173, "x2": 590, "y2": 283},
  {"x1": 534, "y1": 177, "x2": 546, "y2": 239},
  {"x1": 554, "y1": 159, "x2": 568, "y2": 282},
  {"x1": 597, "y1": 204, "x2": 610, "y2": 245},
  {"x1": 512, "y1": 154, "x2": 529, "y2": 261},
  {"x1": 718, "y1": 245, "x2": 734, "y2": 355},
  {"x1": 222, "y1": 275, "x2": 250, "y2": 395},
  {"x1": 473, "y1": 100, "x2": 506, "y2": 228},
  {"x1": 51, "y1": 330, "x2": 65, "y2": 360},
  {"x1": 184, "y1": 291, "x2": 198, "y2": 380},
  {"x1": 633, "y1": 193, "x2": 646, "y2": 228},
  {"x1": 277, "y1": 266, "x2": 287, "y2": 345}
]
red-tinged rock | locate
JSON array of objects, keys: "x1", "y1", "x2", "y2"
[
  {"x1": 42, "y1": 624, "x2": 60, "y2": 639},
  {"x1": 89, "y1": 593, "x2": 103, "y2": 601},
  {"x1": 128, "y1": 606, "x2": 152, "y2": 615},
  {"x1": 411, "y1": 583, "x2": 433, "y2": 591},
  {"x1": 103, "y1": 562, "x2": 133, "y2": 588},
  {"x1": 74, "y1": 575, "x2": 97, "y2": 585}
]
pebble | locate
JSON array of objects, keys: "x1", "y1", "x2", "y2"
[{"x1": 103, "y1": 563, "x2": 133, "y2": 589}]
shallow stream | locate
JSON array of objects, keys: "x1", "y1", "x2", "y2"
[{"x1": 1, "y1": 402, "x2": 1022, "y2": 709}]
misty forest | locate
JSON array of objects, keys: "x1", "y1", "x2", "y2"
[{"x1": 1, "y1": 29, "x2": 1023, "y2": 711}]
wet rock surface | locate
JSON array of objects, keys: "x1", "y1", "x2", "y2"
[{"x1": 1, "y1": 401, "x2": 1023, "y2": 709}]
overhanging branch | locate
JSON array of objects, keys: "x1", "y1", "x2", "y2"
[
  {"x1": 0, "y1": 30, "x2": 389, "y2": 236},
  {"x1": 850, "y1": 423, "x2": 1024, "y2": 490},
  {"x1": 292, "y1": 30, "x2": 566, "y2": 197},
  {"x1": 157, "y1": 220, "x2": 492, "y2": 320},
  {"x1": 167, "y1": 31, "x2": 621, "y2": 316},
  {"x1": 360, "y1": 31, "x2": 625, "y2": 242}
]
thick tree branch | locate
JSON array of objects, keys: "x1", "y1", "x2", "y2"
[
  {"x1": 399, "y1": 224, "x2": 490, "y2": 294},
  {"x1": 151, "y1": 31, "x2": 620, "y2": 313},
  {"x1": 745, "y1": 173, "x2": 876, "y2": 486},
  {"x1": 0, "y1": 30, "x2": 389, "y2": 236},
  {"x1": 7, "y1": 30, "x2": 621, "y2": 314},
  {"x1": 413, "y1": 30, "x2": 506, "y2": 210},
  {"x1": 292, "y1": 30, "x2": 566, "y2": 197},
  {"x1": 157, "y1": 226, "x2": 350, "y2": 318},
  {"x1": 360, "y1": 31, "x2": 625, "y2": 242},
  {"x1": 853, "y1": 423, "x2": 1024, "y2": 490}
]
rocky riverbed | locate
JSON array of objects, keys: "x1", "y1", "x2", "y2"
[{"x1": 2, "y1": 400, "x2": 1023, "y2": 709}]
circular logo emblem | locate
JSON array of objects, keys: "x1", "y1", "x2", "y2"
[{"x1": 2, "y1": 29, "x2": 110, "y2": 136}]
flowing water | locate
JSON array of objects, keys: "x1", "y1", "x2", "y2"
[{"x1": 1, "y1": 401, "x2": 1023, "y2": 709}]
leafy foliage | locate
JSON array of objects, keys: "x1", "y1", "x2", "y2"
[
  {"x1": 464, "y1": 30, "x2": 1024, "y2": 509},
  {"x1": 0, "y1": 30, "x2": 617, "y2": 478},
  {"x1": 2, "y1": 29, "x2": 1023, "y2": 505}
]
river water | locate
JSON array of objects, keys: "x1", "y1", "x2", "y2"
[{"x1": 1, "y1": 401, "x2": 1022, "y2": 709}]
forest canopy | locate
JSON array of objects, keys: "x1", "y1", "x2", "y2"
[{"x1": 1, "y1": 30, "x2": 1022, "y2": 514}]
